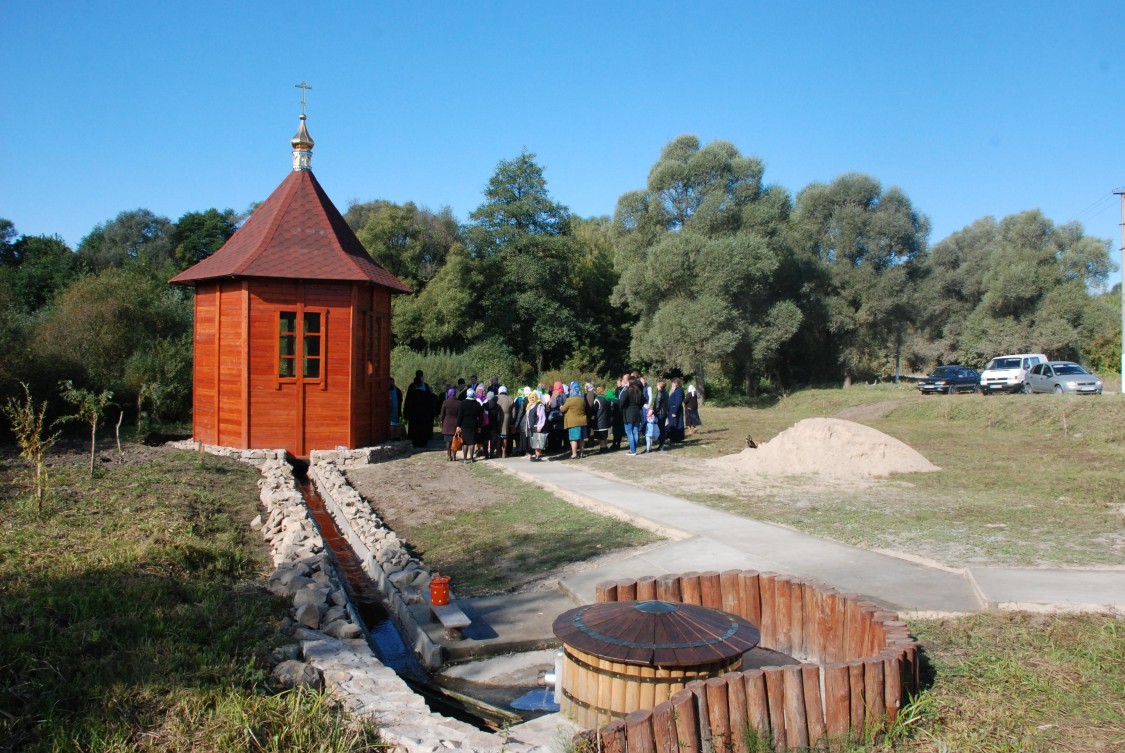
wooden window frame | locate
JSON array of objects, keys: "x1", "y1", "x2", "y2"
[{"x1": 277, "y1": 307, "x2": 328, "y2": 390}]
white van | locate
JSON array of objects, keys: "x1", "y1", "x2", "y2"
[{"x1": 979, "y1": 353, "x2": 1048, "y2": 394}]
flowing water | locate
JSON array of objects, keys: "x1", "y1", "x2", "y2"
[{"x1": 291, "y1": 463, "x2": 537, "y2": 730}]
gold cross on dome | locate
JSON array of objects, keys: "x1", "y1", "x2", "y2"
[{"x1": 295, "y1": 81, "x2": 313, "y2": 117}]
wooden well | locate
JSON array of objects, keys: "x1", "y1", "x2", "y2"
[{"x1": 552, "y1": 600, "x2": 760, "y2": 729}]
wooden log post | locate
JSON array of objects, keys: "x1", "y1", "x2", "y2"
[
  {"x1": 882, "y1": 651, "x2": 903, "y2": 723},
  {"x1": 819, "y1": 589, "x2": 841, "y2": 664},
  {"x1": 857, "y1": 602, "x2": 879, "y2": 655},
  {"x1": 680, "y1": 572, "x2": 703, "y2": 605},
  {"x1": 687, "y1": 680, "x2": 712, "y2": 752},
  {"x1": 739, "y1": 570, "x2": 762, "y2": 627},
  {"x1": 841, "y1": 595, "x2": 863, "y2": 660},
  {"x1": 823, "y1": 662, "x2": 851, "y2": 742},
  {"x1": 782, "y1": 665, "x2": 810, "y2": 751},
  {"x1": 601, "y1": 720, "x2": 627, "y2": 753},
  {"x1": 700, "y1": 571, "x2": 723, "y2": 609},
  {"x1": 762, "y1": 667, "x2": 787, "y2": 752},
  {"x1": 655, "y1": 573, "x2": 682, "y2": 603},
  {"x1": 724, "y1": 672, "x2": 750, "y2": 753},
  {"x1": 743, "y1": 669, "x2": 771, "y2": 748},
  {"x1": 636, "y1": 575, "x2": 657, "y2": 602},
  {"x1": 802, "y1": 579, "x2": 823, "y2": 662},
  {"x1": 801, "y1": 664, "x2": 828, "y2": 749},
  {"x1": 705, "y1": 677, "x2": 731, "y2": 753},
  {"x1": 864, "y1": 658, "x2": 887, "y2": 737},
  {"x1": 773, "y1": 576, "x2": 793, "y2": 657},
  {"x1": 847, "y1": 660, "x2": 866, "y2": 741},
  {"x1": 651, "y1": 701, "x2": 680, "y2": 753},
  {"x1": 617, "y1": 578, "x2": 638, "y2": 602},
  {"x1": 596, "y1": 580, "x2": 618, "y2": 604},
  {"x1": 757, "y1": 574, "x2": 778, "y2": 650},
  {"x1": 788, "y1": 579, "x2": 806, "y2": 660},
  {"x1": 721, "y1": 570, "x2": 743, "y2": 618},
  {"x1": 624, "y1": 709, "x2": 657, "y2": 753},
  {"x1": 670, "y1": 688, "x2": 700, "y2": 753}
]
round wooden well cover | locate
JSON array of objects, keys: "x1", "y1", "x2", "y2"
[{"x1": 552, "y1": 600, "x2": 760, "y2": 667}]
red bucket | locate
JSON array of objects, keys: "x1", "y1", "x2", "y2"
[{"x1": 430, "y1": 575, "x2": 450, "y2": 606}]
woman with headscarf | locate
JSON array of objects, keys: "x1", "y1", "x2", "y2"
[
  {"x1": 438, "y1": 387, "x2": 461, "y2": 461},
  {"x1": 524, "y1": 390, "x2": 549, "y2": 462},
  {"x1": 547, "y1": 381, "x2": 566, "y2": 451},
  {"x1": 561, "y1": 382, "x2": 589, "y2": 459},
  {"x1": 685, "y1": 384, "x2": 702, "y2": 435},
  {"x1": 456, "y1": 387, "x2": 484, "y2": 463}
]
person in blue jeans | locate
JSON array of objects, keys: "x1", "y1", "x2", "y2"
[{"x1": 619, "y1": 376, "x2": 644, "y2": 455}]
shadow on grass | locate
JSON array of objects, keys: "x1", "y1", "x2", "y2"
[{"x1": 0, "y1": 562, "x2": 288, "y2": 752}]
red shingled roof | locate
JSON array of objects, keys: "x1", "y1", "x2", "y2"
[{"x1": 169, "y1": 170, "x2": 412, "y2": 292}]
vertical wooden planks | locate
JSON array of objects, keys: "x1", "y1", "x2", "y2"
[
  {"x1": 687, "y1": 680, "x2": 712, "y2": 752},
  {"x1": 670, "y1": 688, "x2": 700, "y2": 753}
]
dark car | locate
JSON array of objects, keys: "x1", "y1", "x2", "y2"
[{"x1": 917, "y1": 365, "x2": 981, "y2": 395}]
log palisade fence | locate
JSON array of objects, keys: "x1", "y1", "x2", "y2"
[{"x1": 574, "y1": 571, "x2": 920, "y2": 752}]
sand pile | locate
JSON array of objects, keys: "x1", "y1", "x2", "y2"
[{"x1": 712, "y1": 417, "x2": 940, "y2": 478}]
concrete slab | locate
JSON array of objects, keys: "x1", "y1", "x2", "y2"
[
  {"x1": 497, "y1": 458, "x2": 984, "y2": 614},
  {"x1": 969, "y1": 567, "x2": 1125, "y2": 611},
  {"x1": 410, "y1": 590, "x2": 579, "y2": 663}
]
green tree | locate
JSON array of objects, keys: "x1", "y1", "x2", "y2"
[
  {"x1": 2, "y1": 383, "x2": 61, "y2": 514},
  {"x1": 345, "y1": 200, "x2": 459, "y2": 291},
  {"x1": 76, "y1": 209, "x2": 174, "y2": 273},
  {"x1": 33, "y1": 268, "x2": 193, "y2": 407},
  {"x1": 0, "y1": 234, "x2": 79, "y2": 313},
  {"x1": 915, "y1": 210, "x2": 1115, "y2": 368},
  {"x1": 171, "y1": 208, "x2": 238, "y2": 270},
  {"x1": 58, "y1": 379, "x2": 113, "y2": 476},
  {"x1": 612, "y1": 135, "x2": 799, "y2": 392},
  {"x1": 464, "y1": 151, "x2": 579, "y2": 372},
  {"x1": 790, "y1": 173, "x2": 929, "y2": 385}
]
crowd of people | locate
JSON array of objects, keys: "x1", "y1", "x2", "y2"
[{"x1": 391, "y1": 370, "x2": 703, "y2": 463}]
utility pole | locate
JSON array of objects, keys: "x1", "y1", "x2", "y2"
[{"x1": 1116, "y1": 186, "x2": 1125, "y2": 393}]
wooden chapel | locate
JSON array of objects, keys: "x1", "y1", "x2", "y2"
[{"x1": 170, "y1": 104, "x2": 411, "y2": 457}]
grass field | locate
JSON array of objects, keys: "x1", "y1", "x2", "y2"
[
  {"x1": 585, "y1": 385, "x2": 1125, "y2": 567},
  {"x1": 0, "y1": 449, "x2": 381, "y2": 753}
]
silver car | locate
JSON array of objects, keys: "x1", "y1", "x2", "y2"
[{"x1": 1025, "y1": 361, "x2": 1103, "y2": 395}]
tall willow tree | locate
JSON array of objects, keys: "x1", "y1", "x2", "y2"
[
  {"x1": 611, "y1": 135, "x2": 800, "y2": 393},
  {"x1": 790, "y1": 173, "x2": 929, "y2": 385}
]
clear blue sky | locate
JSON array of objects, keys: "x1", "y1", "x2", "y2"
[{"x1": 3, "y1": 2, "x2": 1123, "y2": 281}]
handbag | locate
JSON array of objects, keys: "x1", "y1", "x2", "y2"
[{"x1": 450, "y1": 429, "x2": 464, "y2": 452}]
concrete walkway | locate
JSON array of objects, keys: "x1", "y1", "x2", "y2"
[{"x1": 490, "y1": 455, "x2": 1125, "y2": 616}]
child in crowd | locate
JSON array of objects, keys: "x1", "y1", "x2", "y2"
[{"x1": 644, "y1": 408, "x2": 660, "y2": 454}]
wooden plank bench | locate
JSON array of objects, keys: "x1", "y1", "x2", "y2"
[{"x1": 430, "y1": 599, "x2": 472, "y2": 641}]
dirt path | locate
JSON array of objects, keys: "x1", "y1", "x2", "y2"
[
  {"x1": 833, "y1": 399, "x2": 907, "y2": 422},
  {"x1": 346, "y1": 448, "x2": 508, "y2": 530}
]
